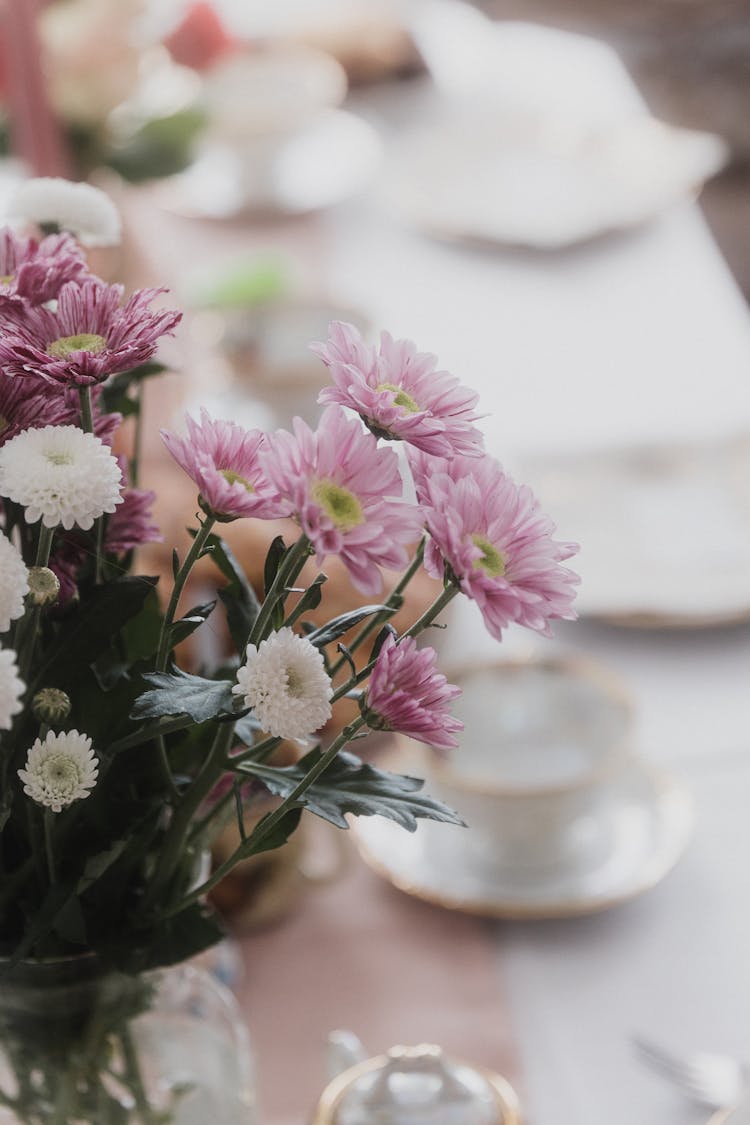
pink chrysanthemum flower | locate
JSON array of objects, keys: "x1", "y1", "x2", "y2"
[
  {"x1": 312, "y1": 321, "x2": 484, "y2": 458},
  {"x1": 409, "y1": 448, "x2": 579, "y2": 640},
  {"x1": 0, "y1": 278, "x2": 181, "y2": 387},
  {"x1": 0, "y1": 372, "x2": 77, "y2": 448},
  {"x1": 261, "y1": 405, "x2": 423, "y2": 596},
  {"x1": 161, "y1": 409, "x2": 290, "y2": 522},
  {"x1": 361, "y1": 634, "x2": 463, "y2": 750},
  {"x1": 106, "y1": 486, "x2": 161, "y2": 554},
  {"x1": 0, "y1": 229, "x2": 87, "y2": 306}
]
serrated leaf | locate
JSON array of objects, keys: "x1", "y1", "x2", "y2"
[
  {"x1": 169, "y1": 600, "x2": 216, "y2": 646},
  {"x1": 306, "y1": 605, "x2": 391, "y2": 650},
  {"x1": 239, "y1": 750, "x2": 465, "y2": 831},
  {"x1": 263, "y1": 535, "x2": 287, "y2": 597},
  {"x1": 131, "y1": 668, "x2": 235, "y2": 723}
]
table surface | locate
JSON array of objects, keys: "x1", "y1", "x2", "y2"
[
  {"x1": 321, "y1": 27, "x2": 750, "y2": 1124},
  {"x1": 134, "y1": 20, "x2": 750, "y2": 1123}
]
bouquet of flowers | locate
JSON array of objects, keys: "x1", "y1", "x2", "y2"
[{"x1": 0, "y1": 177, "x2": 578, "y2": 1121}]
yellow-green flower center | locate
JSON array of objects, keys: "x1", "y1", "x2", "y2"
[
  {"x1": 285, "y1": 665, "x2": 305, "y2": 699},
  {"x1": 472, "y1": 534, "x2": 506, "y2": 578},
  {"x1": 376, "y1": 382, "x2": 420, "y2": 414},
  {"x1": 45, "y1": 451, "x2": 74, "y2": 467},
  {"x1": 0, "y1": 274, "x2": 14, "y2": 285},
  {"x1": 41, "y1": 754, "x2": 79, "y2": 792},
  {"x1": 311, "y1": 478, "x2": 364, "y2": 531},
  {"x1": 47, "y1": 333, "x2": 107, "y2": 359},
  {"x1": 220, "y1": 468, "x2": 254, "y2": 492}
]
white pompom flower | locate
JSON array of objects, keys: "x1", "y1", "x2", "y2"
[
  {"x1": 18, "y1": 729, "x2": 99, "y2": 813},
  {"x1": 0, "y1": 531, "x2": 29, "y2": 633},
  {"x1": 233, "y1": 627, "x2": 333, "y2": 743},
  {"x1": 7, "y1": 177, "x2": 121, "y2": 247},
  {"x1": 0, "y1": 425, "x2": 123, "y2": 530},
  {"x1": 0, "y1": 647, "x2": 24, "y2": 731}
]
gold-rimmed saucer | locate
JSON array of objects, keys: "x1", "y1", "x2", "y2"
[{"x1": 352, "y1": 761, "x2": 693, "y2": 920}]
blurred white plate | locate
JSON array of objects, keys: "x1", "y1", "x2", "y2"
[
  {"x1": 521, "y1": 437, "x2": 750, "y2": 628},
  {"x1": 353, "y1": 758, "x2": 692, "y2": 919},
  {"x1": 385, "y1": 112, "x2": 727, "y2": 249},
  {"x1": 157, "y1": 108, "x2": 382, "y2": 219}
]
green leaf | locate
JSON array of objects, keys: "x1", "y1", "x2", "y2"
[
  {"x1": 239, "y1": 750, "x2": 465, "y2": 831},
  {"x1": 263, "y1": 535, "x2": 287, "y2": 597},
  {"x1": 244, "y1": 806, "x2": 303, "y2": 855},
  {"x1": 233, "y1": 711, "x2": 263, "y2": 746},
  {"x1": 195, "y1": 532, "x2": 261, "y2": 651},
  {"x1": 285, "y1": 573, "x2": 327, "y2": 627},
  {"x1": 119, "y1": 902, "x2": 224, "y2": 974},
  {"x1": 31, "y1": 576, "x2": 158, "y2": 696},
  {"x1": 370, "y1": 623, "x2": 398, "y2": 663},
  {"x1": 130, "y1": 668, "x2": 235, "y2": 723},
  {"x1": 306, "y1": 605, "x2": 391, "y2": 650},
  {"x1": 77, "y1": 838, "x2": 130, "y2": 895},
  {"x1": 4, "y1": 882, "x2": 78, "y2": 970},
  {"x1": 100, "y1": 362, "x2": 168, "y2": 415},
  {"x1": 169, "y1": 600, "x2": 216, "y2": 646}
]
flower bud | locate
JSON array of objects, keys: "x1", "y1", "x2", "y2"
[
  {"x1": 31, "y1": 688, "x2": 71, "y2": 726},
  {"x1": 27, "y1": 567, "x2": 60, "y2": 608}
]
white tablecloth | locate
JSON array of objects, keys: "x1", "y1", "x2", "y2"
[{"x1": 325, "y1": 23, "x2": 750, "y2": 1124}]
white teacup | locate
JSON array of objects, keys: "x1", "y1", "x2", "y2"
[{"x1": 427, "y1": 658, "x2": 633, "y2": 874}]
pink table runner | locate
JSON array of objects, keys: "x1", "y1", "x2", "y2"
[{"x1": 235, "y1": 849, "x2": 519, "y2": 1124}]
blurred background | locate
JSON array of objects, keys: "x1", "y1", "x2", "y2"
[{"x1": 1, "y1": 2, "x2": 749, "y2": 1123}]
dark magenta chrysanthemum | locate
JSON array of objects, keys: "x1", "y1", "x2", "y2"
[{"x1": 0, "y1": 278, "x2": 181, "y2": 387}]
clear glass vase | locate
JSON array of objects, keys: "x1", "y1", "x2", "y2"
[{"x1": 0, "y1": 955, "x2": 257, "y2": 1124}]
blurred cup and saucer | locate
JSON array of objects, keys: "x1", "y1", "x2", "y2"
[
  {"x1": 353, "y1": 657, "x2": 694, "y2": 918},
  {"x1": 430, "y1": 657, "x2": 632, "y2": 877},
  {"x1": 160, "y1": 43, "x2": 382, "y2": 218}
]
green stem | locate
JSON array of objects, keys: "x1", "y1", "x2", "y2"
[
  {"x1": 404, "y1": 582, "x2": 459, "y2": 639},
  {"x1": 248, "y1": 534, "x2": 311, "y2": 646},
  {"x1": 120, "y1": 1025, "x2": 157, "y2": 1124},
  {"x1": 329, "y1": 537, "x2": 427, "y2": 680},
  {"x1": 224, "y1": 732, "x2": 283, "y2": 767},
  {"x1": 18, "y1": 524, "x2": 55, "y2": 682},
  {"x1": 160, "y1": 717, "x2": 367, "y2": 920},
  {"x1": 145, "y1": 721, "x2": 235, "y2": 909},
  {"x1": 44, "y1": 808, "x2": 57, "y2": 884},
  {"x1": 155, "y1": 515, "x2": 216, "y2": 672},
  {"x1": 78, "y1": 387, "x2": 94, "y2": 434}
]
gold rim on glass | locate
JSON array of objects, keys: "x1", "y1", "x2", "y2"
[{"x1": 312, "y1": 1052, "x2": 522, "y2": 1124}]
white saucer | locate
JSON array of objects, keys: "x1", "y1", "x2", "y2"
[
  {"x1": 521, "y1": 436, "x2": 750, "y2": 629},
  {"x1": 157, "y1": 109, "x2": 382, "y2": 219},
  {"x1": 352, "y1": 761, "x2": 693, "y2": 919},
  {"x1": 385, "y1": 112, "x2": 726, "y2": 250}
]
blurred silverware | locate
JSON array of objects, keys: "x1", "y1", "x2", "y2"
[{"x1": 634, "y1": 1036, "x2": 748, "y2": 1110}]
